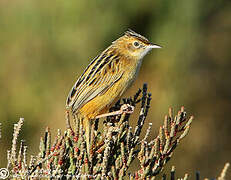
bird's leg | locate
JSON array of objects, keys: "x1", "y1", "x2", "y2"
[{"x1": 95, "y1": 104, "x2": 134, "y2": 119}]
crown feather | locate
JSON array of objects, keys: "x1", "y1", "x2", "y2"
[{"x1": 125, "y1": 29, "x2": 150, "y2": 44}]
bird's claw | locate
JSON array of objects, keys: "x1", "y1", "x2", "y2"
[
  {"x1": 95, "y1": 104, "x2": 134, "y2": 119},
  {"x1": 120, "y1": 104, "x2": 134, "y2": 114}
]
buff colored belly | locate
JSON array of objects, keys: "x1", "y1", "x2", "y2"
[{"x1": 78, "y1": 69, "x2": 136, "y2": 119}]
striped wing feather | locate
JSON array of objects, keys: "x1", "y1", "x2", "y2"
[{"x1": 66, "y1": 48, "x2": 123, "y2": 113}]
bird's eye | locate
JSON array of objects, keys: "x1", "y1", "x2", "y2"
[{"x1": 133, "y1": 41, "x2": 140, "y2": 48}]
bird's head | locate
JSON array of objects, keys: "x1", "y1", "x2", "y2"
[{"x1": 112, "y1": 29, "x2": 161, "y2": 59}]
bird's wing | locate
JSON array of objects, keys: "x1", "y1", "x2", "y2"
[{"x1": 66, "y1": 49, "x2": 123, "y2": 113}]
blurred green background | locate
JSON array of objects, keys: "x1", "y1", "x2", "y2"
[{"x1": 0, "y1": 0, "x2": 231, "y2": 178}]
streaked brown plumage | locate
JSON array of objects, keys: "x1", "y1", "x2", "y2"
[{"x1": 66, "y1": 29, "x2": 161, "y2": 154}]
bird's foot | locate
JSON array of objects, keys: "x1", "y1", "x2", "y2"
[
  {"x1": 120, "y1": 104, "x2": 134, "y2": 114},
  {"x1": 95, "y1": 104, "x2": 134, "y2": 119}
]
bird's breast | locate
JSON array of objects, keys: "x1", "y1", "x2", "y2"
[{"x1": 78, "y1": 58, "x2": 143, "y2": 119}]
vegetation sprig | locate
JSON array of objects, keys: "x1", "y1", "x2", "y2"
[{"x1": 6, "y1": 84, "x2": 229, "y2": 179}]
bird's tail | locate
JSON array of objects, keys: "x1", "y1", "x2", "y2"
[{"x1": 82, "y1": 117, "x2": 91, "y2": 155}]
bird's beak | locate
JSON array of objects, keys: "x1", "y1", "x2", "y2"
[{"x1": 148, "y1": 43, "x2": 162, "y2": 49}]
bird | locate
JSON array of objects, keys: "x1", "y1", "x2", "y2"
[{"x1": 66, "y1": 29, "x2": 161, "y2": 154}]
